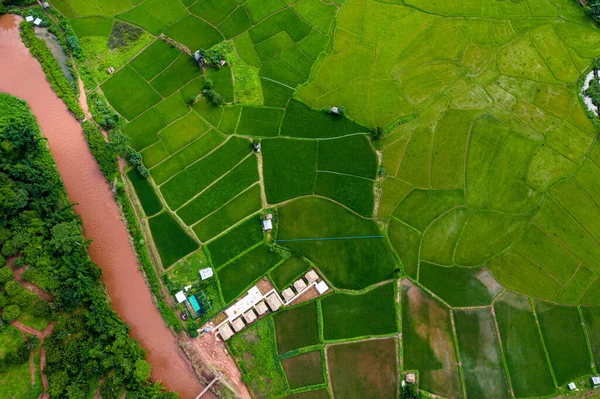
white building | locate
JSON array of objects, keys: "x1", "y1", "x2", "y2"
[
  {"x1": 175, "y1": 290, "x2": 187, "y2": 303},
  {"x1": 199, "y1": 267, "x2": 214, "y2": 280},
  {"x1": 263, "y1": 219, "x2": 273, "y2": 231},
  {"x1": 316, "y1": 281, "x2": 329, "y2": 295}
]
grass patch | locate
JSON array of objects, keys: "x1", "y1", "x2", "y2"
[
  {"x1": 327, "y1": 338, "x2": 398, "y2": 399},
  {"x1": 165, "y1": 251, "x2": 208, "y2": 287},
  {"x1": 127, "y1": 168, "x2": 162, "y2": 217},
  {"x1": 321, "y1": 283, "x2": 397, "y2": 340},
  {"x1": 147, "y1": 211, "x2": 199, "y2": 267},
  {"x1": 274, "y1": 301, "x2": 319, "y2": 354},
  {"x1": 206, "y1": 216, "x2": 264, "y2": 267},
  {"x1": 218, "y1": 244, "x2": 282, "y2": 303}
]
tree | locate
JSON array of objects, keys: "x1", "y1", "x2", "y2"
[
  {"x1": 4, "y1": 280, "x2": 22, "y2": 296},
  {"x1": 50, "y1": 221, "x2": 82, "y2": 254},
  {"x1": 108, "y1": 130, "x2": 130, "y2": 157},
  {"x1": 401, "y1": 384, "x2": 421, "y2": 399},
  {"x1": 0, "y1": 266, "x2": 12, "y2": 284},
  {"x1": 133, "y1": 359, "x2": 151, "y2": 384},
  {"x1": 371, "y1": 126, "x2": 384, "y2": 140},
  {"x1": 2, "y1": 304, "x2": 21, "y2": 322}
]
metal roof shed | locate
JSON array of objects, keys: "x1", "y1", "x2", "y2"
[
  {"x1": 231, "y1": 318, "x2": 245, "y2": 332},
  {"x1": 282, "y1": 288, "x2": 295, "y2": 301},
  {"x1": 266, "y1": 293, "x2": 282, "y2": 311},
  {"x1": 294, "y1": 278, "x2": 307, "y2": 292},
  {"x1": 316, "y1": 281, "x2": 329, "y2": 295},
  {"x1": 218, "y1": 324, "x2": 234, "y2": 341},
  {"x1": 199, "y1": 267, "x2": 214, "y2": 280},
  {"x1": 305, "y1": 269, "x2": 319, "y2": 283},
  {"x1": 255, "y1": 301, "x2": 268, "y2": 315},
  {"x1": 243, "y1": 309, "x2": 257, "y2": 324},
  {"x1": 263, "y1": 219, "x2": 273, "y2": 231}
]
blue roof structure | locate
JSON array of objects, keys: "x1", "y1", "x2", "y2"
[{"x1": 188, "y1": 295, "x2": 201, "y2": 312}]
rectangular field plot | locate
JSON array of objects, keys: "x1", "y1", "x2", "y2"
[
  {"x1": 401, "y1": 280, "x2": 462, "y2": 399},
  {"x1": 262, "y1": 138, "x2": 317, "y2": 203},
  {"x1": 274, "y1": 301, "x2": 320, "y2": 354},
  {"x1": 192, "y1": 184, "x2": 262, "y2": 242},
  {"x1": 70, "y1": 16, "x2": 114, "y2": 38},
  {"x1": 150, "y1": 129, "x2": 225, "y2": 184},
  {"x1": 314, "y1": 172, "x2": 374, "y2": 217},
  {"x1": 219, "y1": 105, "x2": 242, "y2": 134},
  {"x1": 236, "y1": 106, "x2": 285, "y2": 137},
  {"x1": 147, "y1": 211, "x2": 198, "y2": 267},
  {"x1": 581, "y1": 306, "x2": 600, "y2": 366},
  {"x1": 101, "y1": 66, "x2": 161, "y2": 120},
  {"x1": 217, "y1": 244, "x2": 282, "y2": 303},
  {"x1": 206, "y1": 217, "x2": 264, "y2": 267},
  {"x1": 534, "y1": 300, "x2": 591, "y2": 385},
  {"x1": 321, "y1": 283, "x2": 397, "y2": 340},
  {"x1": 159, "y1": 111, "x2": 210, "y2": 154},
  {"x1": 122, "y1": 108, "x2": 166, "y2": 150},
  {"x1": 454, "y1": 308, "x2": 510, "y2": 399},
  {"x1": 281, "y1": 100, "x2": 365, "y2": 138},
  {"x1": 418, "y1": 263, "x2": 503, "y2": 307},
  {"x1": 160, "y1": 137, "x2": 251, "y2": 209},
  {"x1": 277, "y1": 197, "x2": 396, "y2": 290},
  {"x1": 327, "y1": 338, "x2": 398, "y2": 399},
  {"x1": 269, "y1": 256, "x2": 309, "y2": 291},
  {"x1": 177, "y1": 156, "x2": 258, "y2": 225},
  {"x1": 493, "y1": 291, "x2": 555, "y2": 397},
  {"x1": 130, "y1": 39, "x2": 180, "y2": 81},
  {"x1": 281, "y1": 350, "x2": 324, "y2": 389},
  {"x1": 127, "y1": 169, "x2": 162, "y2": 217}
]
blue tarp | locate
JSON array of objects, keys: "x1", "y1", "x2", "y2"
[{"x1": 188, "y1": 295, "x2": 203, "y2": 314}]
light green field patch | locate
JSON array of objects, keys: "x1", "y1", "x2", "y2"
[
  {"x1": 101, "y1": 66, "x2": 162, "y2": 120},
  {"x1": 530, "y1": 24, "x2": 579, "y2": 83},
  {"x1": 116, "y1": 0, "x2": 188, "y2": 35},
  {"x1": 189, "y1": 0, "x2": 237, "y2": 26},
  {"x1": 532, "y1": 83, "x2": 575, "y2": 118},
  {"x1": 388, "y1": 219, "x2": 421, "y2": 277},
  {"x1": 130, "y1": 39, "x2": 180, "y2": 80},
  {"x1": 511, "y1": 101, "x2": 560, "y2": 134},
  {"x1": 122, "y1": 107, "x2": 166, "y2": 150},
  {"x1": 447, "y1": 78, "x2": 493, "y2": 109},
  {"x1": 245, "y1": 0, "x2": 288, "y2": 23},
  {"x1": 293, "y1": 0, "x2": 336, "y2": 33},
  {"x1": 315, "y1": 45, "x2": 374, "y2": 92},
  {"x1": 218, "y1": 7, "x2": 253, "y2": 39},
  {"x1": 219, "y1": 105, "x2": 242, "y2": 134},
  {"x1": 462, "y1": 43, "x2": 493, "y2": 76},
  {"x1": 154, "y1": 93, "x2": 189, "y2": 124},
  {"x1": 420, "y1": 207, "x2": 470, "y2": 266},
  {"x1": 193, "y1": 98, "x2": 223, "y2": 127},
  {"x1": 393, "y1": 189, "x2": 464, "y2": 233},
  {"x1": 164, "y1": 16, "x2": 224, "y2": 51},
  {"x1": 378, "y1": 177, "x2": 412, "y2": 220},
  {"x1": 158, "y1": 111, "x2": 210, "y2": 153},
  {"x1": 497, "y1": 34, "x2": 558, "y2": 83},
  {"x1": 556, "y1": 266, "x2": 597, "y2": 304},
  {"x1": 545, "y1": 121, "x2": 593, "y2": 164},
  {"x1": 395, "y1": 124, "x2": 434, "y2": 188},
  {"x1": 70, "y1": 16, "x2": 114, "y2": 38},
  {"x1": 398, "y1": 62, "x2": 463, "y2": 104},
  {"x1": 234, "y1": 32, "x2": 262, "y2": 68},
  {"x1": 141, "y1": 141, "x2": 170, "y2": 168},
  {"x1": 527, "y1": 146, "x2": 577, "y2": 191},
  {"x1": 255, "y1": 38, "x2": 281, "y2": 61}
]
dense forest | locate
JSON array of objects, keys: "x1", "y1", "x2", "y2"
[{"x1": 0, "y1": 93, "x2": 176, "y2": 398}]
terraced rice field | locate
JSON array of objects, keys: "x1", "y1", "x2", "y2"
[{"x1": 59, "y1": 0, "x2": 600, "y2": 396}]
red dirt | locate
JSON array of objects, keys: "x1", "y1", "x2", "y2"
[
  {"x1": 7, "y1": 258, "x2": 54, "y2": 302},
  {"x1": 192, "y1": 333, "x2": 252, "y2": 399}
]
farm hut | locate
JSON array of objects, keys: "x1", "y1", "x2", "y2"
[
  {"x1": 316, "y1": 281, "x2": 329, "y2": 295},
  {"x1": 107, "y1": 66, "x2": 115, "y2": 74},
  {"x1": 294, "y1": 278, "x2": 307, "y2": 292},
  {"x1": 331, "y1": 106, "x2": 340, "y2": 115},
  {"x1": 25, "y1": 16, "x2": 34, "y2": 22},
  {"x1": 218, "y1": 323, "x2": 234, "y2": 341},
  {"x1": 282, "y1": 288, "x2": 295, "y2": 302},
  {"x1": 266, "y1": 293, "x2": 282, "y2": 311},
  {"x1": 200, "y1": 267, "x2": 214, "y2": 280},
  {"x1": 33, "y1": 18, "x2": 42, "y2": 26},
  {"x1": 263, "y1": 219, "x2": 273, "y2": 231},
  {"x1": 305, "y1": 269, "x2": 318, "y2": 283},
  {"x1": 255, "y1": 301, "x2": 268, "y2": 316},
  {"x1": 266, "y1": 213, "x2": 273, "y2": 220},
  {"x1": 175, "y1": 290, "x2": 187, "y2": 303},
  {"x1": 243, "y1": 309, "x2": 257, "y2": 324},
  {"x1": 253, "y1": 143, "x2": 261, "y2": 153},
  {"x1": 220, "y1": 59, "x2": 226, "y2": 67},
  {"x1": 405, "y1": 373, "x2": 417, "y2": 384},
  {"x1": 593, "y1": 376, "x2": 600, "y2": 387},
  {"x1": 568, "y1": 382, "x2": 577, "y2": 391},
  {"x1": 193, "y1": 51, "x2": 205, "y2": 67},
  {"x1": 231, "y1": 317, "x2": 245, "y2": 332},
  {"x1": 42, "y1": 1, "x2": 50, "y2": 8},
  {"x1": 184, "y1": 285, "x2": 192, "y2": 291}
]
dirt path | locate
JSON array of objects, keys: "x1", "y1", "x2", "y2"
[
  {"x1": 7, "y1": 258, "x2": 53, "y2": 302},
  {"x1": 191, "y1": 333, "x2": 252, "y2": 399}
]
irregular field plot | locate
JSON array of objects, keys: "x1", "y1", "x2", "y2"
[
  {"x1": 314, "y1": 172, "x2": 374, "y2": 217},
  {"x1": 327, "y1": 338, "x2": 398, "y2": 399},
  {"x1": 218, "y1": 244, "x2": 282, "y2": 303},
  {"x1": 130, "y1": 39, "x2": 179, "y2": 81},
  {"x1": 286, "y1": 390, "x2": 329, "y2": 399},
  {"x1": 281, "y1": 350, "x2": 324, "y2": 389},
  {"x1": 122, "y1": 108, "x2": 166, "y2": 150},
  {"x1": 274, "y1": 301, "x2": 320, "y2": 354},
  {"x1": 321, "y1": 283, "x2": 397, "y2": 340},
  {"x1": 281, "y1": 100, "x2": 365, "y2": 139},
  {"x1": 100, "y1": 66, "x2": 161, "y2": 120},
  {"x1": 269, "y1": 256, "x2": 309, "y2": 291},
  {"x1": 147, "y1": 211, "x2": 198, "y2": 267}
]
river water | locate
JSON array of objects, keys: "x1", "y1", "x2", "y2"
[{"x1": 0, "y1": 14, "x2": 207, "y2": 398}]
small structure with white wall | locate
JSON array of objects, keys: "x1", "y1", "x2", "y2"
[
  {"x1": 42, "y1": 1, "x2": 50, "y2": 8},
  {"x1": 200, "y1": 267, "x2": 214, "y2": 280},
  {"x1": 175, "y1": 290, "x2": 187, "y2": 303},
  {"x1": 263, "y1": 219, "x2": 273, "y2": 232},
  {"x1": 25, "y1": 16, "x2": 34, "y2": 22},
  {"x1": 33, "y1": 18, "x2": 42, "y2": 26},
  {"x1": 316, "y1": 281, "x2": 329, "y2": 295},
  {"x1": 568, "y1": 382, "x2": 577, "y2": 391},
  {"x1": 331, "y1": 106, "x2": 340, "y2": 115},
  {"x1": 593, "y1": 376, "x2": 600, "y2": 388}
]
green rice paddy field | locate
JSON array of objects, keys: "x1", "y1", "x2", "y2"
[{"x1": 61, "y1": 0, "x2": 600, "y2": 396}]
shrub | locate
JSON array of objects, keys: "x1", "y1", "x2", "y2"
[
  {"x1": 108, "y1": 21, "x2": 143, "y2": 49},
  {"x1": 202, "y1": 89, "x2": 224, "y2": 106},
  {"x1": 127, "y1": 148, "x2": 149, "y2": 178},
  {"x1": 66, "y1": 35, "x2": 82, "y2": 58},
  {"x1": 82, "y1": 121, "x2": 119, "y2": 181},
  {"x1": 371, "y1": 126, "x2": 384, "y2": 140},
  {"x1": 2, "y1": 304, "x2": 21, "y2": 322}
]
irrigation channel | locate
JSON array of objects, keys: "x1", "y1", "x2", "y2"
[{"x1": 0, "y1": 14, "x2": 209, "y2": 398}]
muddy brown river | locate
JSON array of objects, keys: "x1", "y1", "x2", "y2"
[{"x1": 0, "y1": 14, "x2": 207, "y2": 398}]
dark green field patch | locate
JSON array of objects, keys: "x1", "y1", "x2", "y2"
[
  {"x1": 278, "y1": 45, "x2": 314, "y2": 78},
  {"x1": 206, "y1": 66, "x2": 235, "y2": 103},
  {"x1": 281, "y1": 351, "x2": 324, "y2": 389},
  {"x1": 317, "y1": 135, "x2": 377, "y2": 179},
  {"x1": 245, "y1": 0, "x2": 287, "y2": 23},
  {"x1": 218, "y1": 7, "x2": 252, "y2": 39},
  {"x1": 164, "y1": 16, "x2": 224, "y2": 51},
  {"x1": 314, "y1": 172, "x2": 374, "y2": 217},
  {"x1": 148, "y1": 211, "x2": 198, "y2": 267},
  {"x1": 259, "y1": 57, "x2": 306, "y2": 87},
  {"x1": 262, "y1": 138, "x2": 317, "y2": 203},
  {"x1": 261, "y1": 79, "x2": 294, "y2": 107},
  {"x1": 122, "y1": 107, "x2": 166, "y2": 150},
  {"x1": 274, "y1": 301, "x2": 319, "y2": 354},
  {"x1": 494, "y1": 291, "x2": 555, "y2": 397},
  {"x1": 297, "y1": 29, "x2": 328, "y2": 60},
  {"x1": 130, "y1": 39, "x2": 180, "y2": 81},
  {"x1": 269, "y1": 256, "x2": 309, "y2": 291},
  {"x1": 454, "y1": 308, "x2": 510, "y2": 399},
  {"x1": 556, "y1": 267, "x2": 597, "y2": 304},
  {"x1": 177, "y1": 155, "x2": 258, "y2": 225},
  {"x1": 101, "y1": 66, "x2": 162, "y2": 120},
  {"x1": 151, "y1": 54, "x2": 202, "y2": 97},
  {"x1": 236, "y1": 106, "x2": 284, "y2": 137},
  {"x1": 255, "y1": 38, "x2": 282, "y2": 61},
  {"x1": 192, "y1": 184, "x2": 262, "y2": 242},
  {"x1": 249, "y1": 8, "x2": 311, "y2": 43},
  {"x1": 206, "y1": 216, "x2": 264, "y2": 267},
  {"x1": 193, "y1": 97, "x2": 223, "y2": 127},
  {"x1": 534, "y1": 300, "x2": 591, "y2": 386},
  {"x1": 328, "y1": 338, "x2": 398, "y2": 399},
  {"x1": 154, "y1": 93, "x2": 189, "y2": 124},
  {"x1": 189, "y1": 0, "x2": 237, "y2": 26},
  {"x1": 419, "y1": 263, "x2": 503, "y2": 307},
  {"x1": 322, "y1": 283, "x2": 397, "y2": 340},
  {"x1": 582, "y1": 306, "x2": 600, "y2": 366},
  {"x1": 70, "y1": 16, "x2": 114, "y2": 38},
  {"x1": 151, "y1": 129, "x2": 225, "y2": 184},
  {"x1": 286, "y1": 390, "x2": 329, "y2": 399},
  {"x1": 218, "y1": 244, "x2": 282, "y2": 303},
  {"x1": 281, "y1": 100, "x2": 365, "y2": 139},
  {"x1": 160, "y1": 137, "x2": 251, "y2": 208},
  {"x1": 158, "y1": 111, "x2": 210, "y2": 153},
  {"x1": 128, "y1": 169, "x2": 162, "y2": 217},
  {"x1": 277, "y1": 197, "x2": 396, "y2": 290},
  {"x1": 388, "y1": 219, "x2": 421, "y2": 278},
  {"x1": 401, "y1": 280, "x2": 462, "y2": 399},
  {"x1": 141, "y1": 141, "x2": 169, "y2": 167},
  {"x1": 180, "y1": 77, "x2": 207, "y2": 101}
]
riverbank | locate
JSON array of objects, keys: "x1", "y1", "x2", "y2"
[{"x1": 0, "y1": 14, "x2": 207, "y2": 398}]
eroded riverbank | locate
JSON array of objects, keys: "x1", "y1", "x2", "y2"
[{"x1": 0, "y1": 14, "x2": 206, "y2": 398}]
